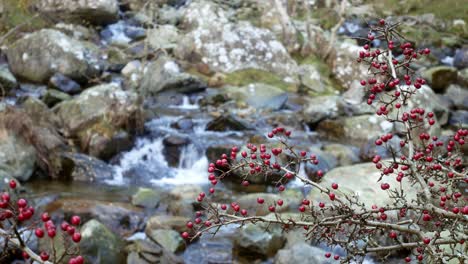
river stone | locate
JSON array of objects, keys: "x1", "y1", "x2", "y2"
[
  {"x1": 307, "y1": 162, "x2": 416, "y2": 208},
  {"x1": 139, "y1": 55, "x2": 206, "y2": 96},
  {"x1": 206, "y1": 114, "x2": 253, "y2": 131},
  {"x1": 147, "y1": 25, "x2": 180, "y2": 50},
  {"x1": 445, "y1": 85, "x2": 468, "y2": 110},
  {"x1": 61, "y1": 152, "x2": 114, "y2": 182},
  {"x1": 146, "y1": 229, "x2": 185, "y2": 253},
  {"x1": 35, "y1": 0, "x2": 119, "y2": 25},
  {"x1": 80, "y1": 219, "x2": 125, "y2": 264},
  {"x1": 54, "y1": 83, "x2": 141, "y2": 159},
  {"x1": 42, "y1": 89, "x2": 72, "y2": 107},
  {"x1": 322, "y1": 144, "x2": 360, "y2": 166},
  {"x1": 6, "y1": 29, "x2": 101, "y2": 83},
  {"x1": 422, "y1": 66, "x2": 458, "y2": 92},
  {"x1": 0, "y1": 65, "x2": 18, "y2": 92},
  {"x1": 235, "y1": 222, "x2": 285, "y2": 257},
  {"x1": 49, "y1": 73, "x2": 81, "y2": 94},
  {"x1": 131, "y1": 188, "x2": 162, "y2": 208},
  {"x1": 458, "y1": 68, "x2": 468, "y2": 87},
  {"x1": 126, "y1": 239, "x2": 183, "y2": 264},
  {"x1": 227, "y1": 83, "x2": 288, "y2": 110},
  {"x1": 0, "y1": 130, "x2": 36, "y2": 182},
  {"x1": 304, "y1": 147, "x2": 338, "y2": 181},
  {"x1": 237, "y1": 193, "x2": 293, "y2": 216},
  {"x1": 145, "y1": 215, "x2": 188, "y2": 233},
  {"x1": 298, "y1": 64, "x2": 329, "y2": 94},
  {"x1": 332, "y1": 41, "x2": 369, "y2": 90},
  {"x1": 302, "y1": 95, "x2": 342, "y2": 125},
  {"x1": 316, "y1": 115, "x2": 393, "y2": 145},
  {"x1": 448, "y1": 110, "x2": 468, "y2": 127},
  {"x1": 274, "y1": 243, "x2": 327, "y2": 264},
  {"x1": 162, "y1": 136, "x2": 190, "y2": 167},
  {"x1": 453, "y1": 47, "x2": 468, "y2": 69},
  {"x1": 176, "y1": 1, "x2": 298, "y2": 81}
]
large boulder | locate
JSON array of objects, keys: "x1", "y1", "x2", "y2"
[
  {"x1": 80, "y1": 219, "x2": 125, "y2": 263},
  {"x1": 422, "y1": 66, "x2": 458, "y2": 92},
  {"x1": 226, "y1": 83, "x2": 288, "y2": 110},
  {"x1": 6, "y1": 29, "x2": 101, "y2": 83},
  {"x1": 235, "y1": 222, "x2": 285, "y2": 257},
  {"x1": 54, "y1": 83, "x2": 141, "y2": 160},
  {"x1": 35, "y1": 0, "x2": 119, "y2": 25},
  {"x1": 146, "y1": 229, "x2": 185, "y2": 253},
  {"x1": 176, "y1": 1, "x2": 298, "y2": 81},
  {"x1": 274, "y1": 243, "x2": 328, "y2": 264},
  {"x1": 445, "y1": 85, "x2": 468, "y2": 110},
  {"x1": 331, "y1": 41, "x2": 368, "y2": 90},
  {"x1": 139, "y1": 55, "x2": 206, "y2": 96},
  {"x1": 60, "y1": 152, "x2": 115, "y2": 182},
  {"x1": 302, "y1": 95, "x2": 342, "y2": 125},
  {"x1": 126, "y1": 239, "x2": 183, "y2": 264},
  {"x1": 0, "y1": 129, "x2": 36, "y2": 182}
]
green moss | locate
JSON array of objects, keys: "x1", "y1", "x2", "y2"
[
  {"x1": 0, "y1": 0, "x2": 49, "y2": 40},
  {"x1": 223, "y1": 69, "x2": 297, "y2": 92}
]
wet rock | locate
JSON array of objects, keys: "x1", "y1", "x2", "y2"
[
  {"x1": 360, "y1": 136, "x2": 402, "y2": 162},
  {"x1": 61, "y1": 152, "x2": 114, "y2": 182},
  {"x1": 0, "y1": 130, "x2": 36, "y2": 182},
  {"x1": 453, "y1": 47, "x2": 468, "y2": 69},
  {"x1": 237, "y1": 193, "x2": 294, "y2": 216},
  {"x1": 126, "y1": 239, "x2": 183, "y2": 264},
  {"x1": 162, "y1": 136, "x2": 190, "y2": 167},
  {"x1": 316, "y1": 115, "x2": 393, "y2": 145},
  {"x1": 322, "y1": 144, "x2": 360, "y2": 166},
  {"x1": 54, "y1": 83, "x2": 141, "y2": 160},
  {"x1": 101, "y1": 21, "x2": 146, "y2": 47},
  {"x1": 0, "y1": 65, "x2": 18, "y2": 92},
  {"x1": 307, "y1": 163, "x2": 416, "y2": 207},
  {"x1": 304, "y1": 148, "x2": 338, "y2": 181},
  {"x1": 302, "y1": 95, "x2": 342, "y2": 125},
  {"x1": 80, "y1": 219, "x2": 125, "y2": 264},
  {"x1": 146, "y1": 25, "x2": 180, "y2": 50},
  {"x1": 444, "y1": 85, "x2": 468, "y2": 110},
  {"x1": 206, "y1": 114, "x2": 253, "y2": 131},
  {"x1": 458, "y1": 68, "x2": 468, "y2": 87},
  {"x1": 422, "y1": 66, "x2": 458, "y2": 92},
  {"x1": 235, "y1": 222, "x2": 285, "y2": 257},
  {"x1": 42, "y1": 89, "x2": 72, "y2": 107},
  {"x1": 298, "y1": 64, "x2": 329, "y2": 94},
  {"x1": 35, "y1": 0, "x2": 119, "y2": 25},
  {"x1": 131, "y1": 187, "x2": 162, "y2": 208},
  {"x1": 448, "y1": 110, "x2": 468, "y2": 127},
  {"x1": 171, "y1": 118, "x2": 193, "y2": 131},
  {"x1": 145, "y1": 215, "x2": 188, "y2": 233},
  {"x1": 54, "y1": 23, "x2": 99, "y2": 42},
  {"x1": 6, "y1": 29, "x2": 101, "y2": 83},
  {"x1": 49, "y1": 73, "x2": 81, "y2": 94},
  {"x1": 226, "y1": 83, "x2": 288, "y2": 110},
  {"x1": 274, "y1": 243, "x2": 328, "y2": 264},
  {"x1": 146, "y1": 229, "x2": 185, "y2": 253},
  {"x1": 176, "y1": 1, "x2": 298, "y2": 81},
  {"x1": 167, "y1": 184, "x2": 201, "y2": 216},
  {"x1": 139, "y1": 55, "x2": 206, "y2": 96}
]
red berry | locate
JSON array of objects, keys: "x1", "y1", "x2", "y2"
[
  {"x1": 41, "y1": 212, "x2": 51, "y2": 222},
  {"x1": 47, "y1": 228, "x2": 56, "y2": 238},
  {"x1": 257, "y1": 197, "x2": 264, "y2": 204},
  {"x1": 329, "y1": 193, "x2": 336, "y2": 201},
  {"x1": 17, "y1": 198, "x2": 27, "y2": 208},
  {"x1": 9, "y1": 180, "x2": 17, "y2": 189},
  {"x1": 405, "y1": 257, "x2": 411, "y2": 262},
  {"x1": 67, "y1": 225, "x2": 76, "y2": 235},
  {"x1": 72, "y1": 232, "x2": 81, "y2": 243},
  {"x1": 423, "y1": 237, "x2": 431, "y2": 244},
  {"x1": 298, "y1": 205, "x2": 306, "y2": 212},
  {"x1": 268, "y1": 206, "x2": 275, "y2": 212},
  {"x1": 331, "y1": 183, "x2": 338, "y2": 189},
  {"x1": 277, "y1": 199, "x2": 284, "y2": 206},
  {"x1": 35, "y1": 228, "x2": 45, "y2": 238},
  {"x1": 181, "y1": 232, "x2": 190, "y2": 239},
  {"x1": 319, "y1": 202, "x2": 325, "y2": 208},
  {"x1": 40, "y1": 252, "x2": 49, "y2": 261},
  {"x1": 22, "y1": 252, "x2": 29, "y2": 259},
  {"x1": 389, "y1": 231, "x2": 397, "y2": 239},
  {"x1": 71, "y1": 215, "x2": 81, "y2": 226},
  {"x1": 325, "y1": 252, "x2": 331, "y2": 258}
]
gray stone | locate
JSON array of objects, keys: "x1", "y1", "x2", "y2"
[
  {"x1": 42, "y1": 89, "x2": 72, "y2": 107},
  {"x1": 0, "y1": 130, "x2": 36, "y2": 182},
  {"x1": 162, "y1": 136, "x2": 190, "y2": 167},
  {"x1": 131, "y1": 188, "x2": 161, "y2": 208},
  {"x1": 139, "y1": 56, "x2": 206, "y2": 96},
  {"x1": 453, "y1": 47, "x2": 468, "y2": 69},
  {"x1": 146, "y1": 229, "x2": 184, "y2": 253},
  {"x1": 49, "y1": 73, "x2": 81, "y2": 94},
  {"x1": 0, "y1": 65, "x2": 18, "y2": 92},
  {"x1": 302, "y1": 95, "x2": 342, "y2": 125},
  {"x1": 235, "y1": 223, "x2": 285, "y2": 257},
  {"x1": 146, "y1": 25, "x2": 180, "y2": 50},
  {"x1": 449, "y1": 110, "x2": 468, "y2": 128},
  {"x1": 226, "y1": 83, "x2": 288, "y2": 110},
  {"x1": 6, "y1": 29, "x2": 100, "y2": 83},
  {"x1": 274, "y1": 243, "x2": 328, "y2": 264},
  {"x1": 206, "y1": 114, "x2": 253, "y2": 131},
  {"x1": 126, "y1": 239, "x2": 183, "y2": 264},
  {"x1": 445, "y1": 85, "x2": 468, "y2": 110},
  {"x1": 35, "y1": 0, "x2": 119, "y2": 25},
  {"x1": 332, "y1": 42, "x2": 369, "y2": 90},
  {"x1": 80, "y1": 219, "x2": 125, "y2": 263},
  {"x1": 145, "y1": 215, "x2": 188, "y2": 233},
  {"x1": 61, "y1": 152, "x2": 114, "y2": 182},
  {"x1": 298, "y1": 64, "x2": 329, "y2": 94},
  {"x1": 422, "y1": 66, "x2": 458, "y2": 92}
]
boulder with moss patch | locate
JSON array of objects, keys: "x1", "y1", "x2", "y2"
[{"x1": 80, "y1": 219, "x2": 125, "y2": 263}]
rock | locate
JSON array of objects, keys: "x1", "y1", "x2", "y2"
[
  {"x1": 54, "y1": 23, "x2": 99, "y2": 42},
  {"x1": 422, "y1": 66, "x2": 458, "y2": 92},
  {"x1": 226, "y1": 83, "x2": 288, "y2": 110},
  {"x1": 445, "y1": 85, "x2": 468, "y2": 110},
  {"x1": 167, "y1": 184, "x2": 201, "y2": 216},
  {"x1": 237, "y1": 193, "x2": 294, "y2": 216},
  {"x1": 332, "y1": 41, "x2": 369, "y2": 90},
  {"x1": 42, "y1": 89, "x2": 72, "y2": 107},
  {"x1": 131, "y1": 188, "x2": 162, "y2": 208},
  {"x1": 122, "y1": 60, "x2": 142, "y2": 78},
  {"x1": 304, "y1": 148, "x2": 338, "y2": 180},
  {"x1": 235, "y1": 222, "x2": 285, "y2": 257},
  {"x1": 448, "y1": 110, "x2": 468, "y2": 127},
  {"x1": 61, "y1": 152, "x2": 114, "y2": 182},
  {"x1": 162, "y1": 136, "x2": 190, "y2": 167},
  {"x1": 54, "y1": 83, "x2": 141, "y2": 160},
  {"x1": 307, "y1": 163, "x2": 416, "y2": 207},
  {"x1": 0, "y1": 129, "x2": 36, "y2": 182},
  {"x1": 146, "y1": 229, "x2": 184, "y2": 253},
  {"x1": 360, "y1": 136, "x2": 402, "y2": 162},
  {"x1": 6, "y1": 29, "x2": 101, "y2": 83},
  {"x1": 302, "y1": 95, "x2": 342, "y2": 125},
  {"x1": 176, "y1": 1, "x2": 298, "y2": 81},
  {"x1": 459, "y1": 68, "x2": 468, "y2": 87},
  {"x1": 126, "y1": 239, "x2": 183, "y2": 264},
  {"x1": 206, "y1": 114, "x2": 253, "y2": 131},
  {"x1": 146, "y1": 25, "x2": 180, "y2": 50},
  {"x1": 139, "y1": 55, "x2": 206, "y2": 96},
  {"x1": 80, "y1": 219, "x2": 125, "y2": 263},
  {"x1": 145, "y1": 215, "x2": 188, "y2": 233},
  {"x1": 322, "y1": 144, "x2": 360, "y2": 166},
  {"x1": 101, "y1": 21, "x2": 146, "y2": 47},
  {"x1": 298, "y1": 64, "x2": 329, "y2": 94},
  {"x1": 35, "y1": 0, "x2": 119, "y2": 25},
  {"x1": 453, "y1": 47, "x2": 468, "y2": 69},
  {"x1": 316, "y1": 115, "x2": 393, "y2": 145},
  {"x1": 49, "y1": 73, "x2": 81, "y2": 94},
  {"x1": 171, "y1": 118, "x2": 193, "y2": 131},
  {"x1": 0, "y1": 65, "x2": 18, "y2": 92},
  {"x1": 274, "y1": 243, "x2": 327, "y2": 264}
]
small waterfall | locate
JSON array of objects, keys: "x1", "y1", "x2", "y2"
[{"x1": 170, "y1": 95, "x2": 200, "y2": 110}]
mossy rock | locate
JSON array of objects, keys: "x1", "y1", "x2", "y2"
[
  {"x1": 146, "y1": 229, "x2": 185, "y2": 253},
  {"x1": 223, "y1": 69, "x2": 298, "y2": 92},
  {"x1": 0, "y1": 0, "x2": 49, "y2": 40},
  {"x1": 131, "y1": 187, "x2": 162, "y2": 208}
]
